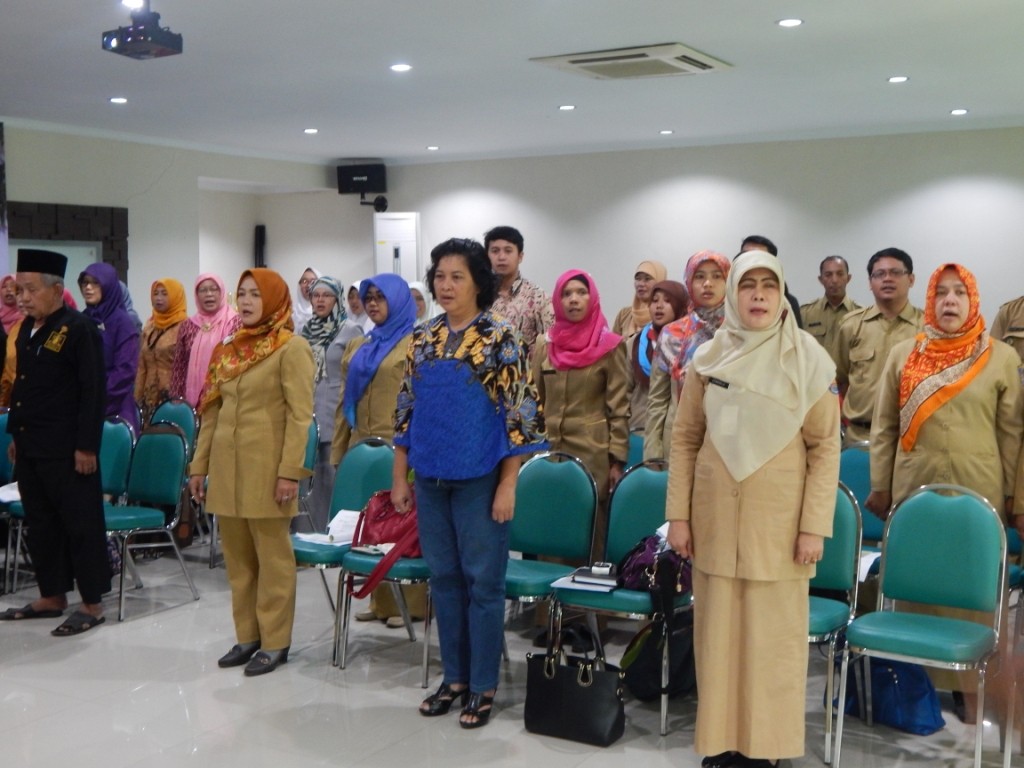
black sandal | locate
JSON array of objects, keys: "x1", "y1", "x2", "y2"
[
  {"x1": 419, "y1": 682, "x2": 468, "y2": 716},
  {"x1": 459, "y1": 691, "x2": 495, "y2": 729}
]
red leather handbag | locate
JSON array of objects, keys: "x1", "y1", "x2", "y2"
[{"x1": 348, "y1": 490, "x2": 421, "y2": 599}]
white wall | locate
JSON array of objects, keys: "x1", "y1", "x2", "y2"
[{"x1": 6, "y1": 124, "x2": 1024, "y2": 322}]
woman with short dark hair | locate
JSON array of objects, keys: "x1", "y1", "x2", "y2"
[{"x1": 391, "y1": 238, "x2": 547, "y2": 728}]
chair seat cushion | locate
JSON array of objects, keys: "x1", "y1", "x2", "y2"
[
  {"x1": 342, "y1": 551, "x2": 430, "y2": 581},
  {"x1": 553, "y1": 584, "x2": 691, "y2": 615},
  {"x1": 809, "y1": 596, "x2": 851, "y2": 637},
  {"x1": 505, "y1": 559, "x2": 574, "y2": 599},
  {"x1": 8, "y1": 501, "x2": 24, "y2": 519},
  {"x1": 292, "y1": 537, "x2": 350, "y2": 566},
  {"x1": 105, "y1": 505, "x2": 166, "y2": 531},
  {"x1": 847, "y1": 611, "x2": 996, "y2": 664}
]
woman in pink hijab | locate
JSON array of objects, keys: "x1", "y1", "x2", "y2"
[
  {"x1": 169, "y1": 273, "x2": 242, "y2": 408},
  {"x1": 531, "y1": 269, "x2": 631, "y2": 556}
]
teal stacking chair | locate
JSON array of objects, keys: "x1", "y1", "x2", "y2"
[
  {"x1": 0, "y1": 410, "x2": 20, "y2": 593},
  {"x1": 551, "y1": 459, "x2": 687, "y2": 736},
  {"x1": 809, "y1": 482, "x2": 862, "y2": 764},
  {"x1": 504, "y1": 452, "x2": 598, "y2": 610},
  {"x1": 291, "y1": 437, "x2": 394, "y2": 665},
  {"x1": 151, "y1": 398, "x2": 198, "y2": 459},
  {"x1": 105, "y1": 425, "x2": 200, "y2": 621},
  {"x1": 839, "y1": 441, "x2": 882, "y2": 582},
  {"x1": 833, "y1": 484, "x2": 1007, "y2": 768},
  {"x1": 626, "y1": 432, "x2": 645, "y2": 469}
]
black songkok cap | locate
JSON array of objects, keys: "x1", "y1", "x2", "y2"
[{"x1": 16, "y1": 249, "x2": 68, "y2": 278}]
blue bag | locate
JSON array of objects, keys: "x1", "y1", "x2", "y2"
[{"x1": 842, "y1": 658, "x2": 945, "y2": 735}]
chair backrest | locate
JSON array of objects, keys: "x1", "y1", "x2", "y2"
[
  {"x1": 839, "y1": 441, "x2": 883, "y2": 542},
  {"x1": 881, "y1": 484, "x2": 1006, "y2": 618},
  {"x1": 509, "y1": 451, "x2": 597, "y2": 560},
  {"x1": 811, "y1": 482, "x2": 863, "y2": 598},
  {"x1": 604, "y1": 459, "x2": 669, "y2": 563},
  {"x1": 151, "y1": 398, "x2": 198, "y2": 459},
  {"x1": 125, "y1": 427, "x2": 188, "y2": 508},
  {"x1": 304, "y1": 416, "x2": 319, "y2": 472},
  {"x1": 0, "y1": 411, "x2": 13, "y2": 485},
  {"x1": 100, "y1": 418, "x2": 135, "y2": 498},
  {"x1": 330, "y1": 437, "x2": 395, "y2": 516}
]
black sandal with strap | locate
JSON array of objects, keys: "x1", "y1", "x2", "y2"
[
  {"x1": 459, "y1": 691, "x2": 495, "y2": 729},
  {"x1": 419, "y1": 682, "x2": 468, "y2": 717}
]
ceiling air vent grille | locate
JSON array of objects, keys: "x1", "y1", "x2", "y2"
[{"x1": 531, "y1": 43, "x2": 731, "y2": 80}]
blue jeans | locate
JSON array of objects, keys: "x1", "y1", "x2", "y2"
[{"x1": 415, "y1": 468, "x2": 508, "y2": 693}]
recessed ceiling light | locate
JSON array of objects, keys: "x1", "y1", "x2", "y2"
[
  {"x1": 121, "y1": 0, "x2": 143, "y2": 9},
  {"x1": 950, "y1": 108, "x2": 969, "y2": 116},
  {"x1": 390, "y1": 63, "x2": 412, "y2": 73},
  {"x1": 888, "y1": 76, "x2": 909, "y2": 84},
  {"x1": 109, "y1": 97, "x2": 128, "y2": 105},
  {"x1": 304, "y1": 128, "x2": 319, "y2": 135},
  {"x1": 777, "y1": 18, "x2": 803, "y2": 28},
  {"x1": 426, "y1": 146, "x2": 440, "y2": 151},
  {"x1": 559, "y1": 105, "x2": 575, "y2": 111},
  {"x1": 659, "y1": 130, "x2": 674, "y2": 135}
]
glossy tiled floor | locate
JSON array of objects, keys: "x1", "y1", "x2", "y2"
[{"x1": 0, "y1": 551, "x2": 1015, "y2": 767}]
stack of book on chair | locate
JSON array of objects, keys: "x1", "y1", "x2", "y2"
[{"x1": 550, "y1": 565, "x2": 619, "y2": 592}]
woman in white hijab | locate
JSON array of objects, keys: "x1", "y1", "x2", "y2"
[
  {"x1": 346, "y1": 279, "x2": 376, "y2": 334},
  {"x1": 291, "y1": 266, "x2": 322, "y2": 334},
  {"x1": 665, "y1": 251, "x2": 840, "y2": 768},
  {"x1": 408, "y1": 280, "x2": 435, "y2": 325}
]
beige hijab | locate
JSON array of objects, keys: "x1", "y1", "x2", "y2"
[
  {"x1": 692, "y1": 251, "x2": 835, "y2": 481},
  {"x1": 626, "y1": 259, "x2": 668, "y2": 334}
]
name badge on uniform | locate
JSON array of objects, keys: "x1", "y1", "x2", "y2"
[
  {"x1": 44, "y1": 325, "x2": 69, "y2": 353},
  {"x1": 709, "y1": 376, "x2": 730, "y2": 389}
]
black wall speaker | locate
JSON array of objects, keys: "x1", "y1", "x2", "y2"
[
  {"x1": 338, "y1": 163, "x2": 387, "y2": 194},
  {"x1": 254, "y1": 224, "x2": 266, "y2": 267}
]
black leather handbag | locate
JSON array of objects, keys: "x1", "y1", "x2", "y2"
[{"x1": 524, "y1": 648, "x2": 626, "y2": 747}]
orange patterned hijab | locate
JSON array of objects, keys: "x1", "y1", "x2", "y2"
[
  {"x1": 898, "y1": 263, "x2": 991, "y2": 451},
  {"x1": 199, "y1": 268, "x2": 294, "y2": 414}
]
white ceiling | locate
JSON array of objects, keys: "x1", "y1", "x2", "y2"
[{"x1": 2, "y1": 1, "x2": 1023, "y2": 167}]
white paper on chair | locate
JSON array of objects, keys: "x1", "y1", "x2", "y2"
[
  {"x1": 858, "y1": 552, "x2": 881, "y2": 582},
  {"x1": 0, "y1": 482, "x2": 20, "y2": 503},
  {"x1": 326, "y1": 509, "x2": 361, "y2": 544}
]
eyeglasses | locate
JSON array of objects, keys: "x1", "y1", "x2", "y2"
[
  {"x1": 363, "y1": 292, "x2": 386, "y2": 305},
  {"x1": 870, "y1": 268, "x2": 910, "y2": 280},
  {"x1": 299, "y1": 277, "x2": 315, "y2": 286},
  {"x1": 197, "y1": 286, "x2": 221, "y2": 295}
]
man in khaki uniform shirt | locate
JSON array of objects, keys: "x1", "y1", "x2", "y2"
[
  {"x1": 992, "y1": 295, "x2": 1024, "y2": 360},
  {"x1": 834, "y1": 247, "x2": 924, "y2": 445},
  {"x1": 800, "y1": 255, "x2": 860, "y2": 362}
]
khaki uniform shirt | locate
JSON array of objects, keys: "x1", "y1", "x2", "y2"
[
  {"x1": 871, "y1": 338, "x2": 1023, "y2": 511},
  {"x1": 834, "y1": 302, "x2": 924, "y2": 444},
  {"x1": 800, "y1": 295, "x2": 860, "y2": 362},
  {"x1": 992, "y1": 296, "x2": 1024, "y2": 361}
]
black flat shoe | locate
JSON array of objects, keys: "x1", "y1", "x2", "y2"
[
  {"x1": 420, "y1": 682, "x2": 468, "y2": 716},
  {"x1": 218, "y1": 642, "x2": 259, "y2": 668},
  {"x1": 702, "y1": 753, "x2": 739, "y2": 768},
  {"x1": 243, "y1": 647, "x2": 289, "y2": 676},
  {"x1": 459, "y1": 691, "x2": 495, "y2": 729}
]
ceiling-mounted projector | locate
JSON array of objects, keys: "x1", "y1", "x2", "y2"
[{"x1": 102, "y1": 3, "x2": 182, "y2": 60}]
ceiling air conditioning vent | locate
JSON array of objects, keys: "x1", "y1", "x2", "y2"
[{"x1": 531, "y1": 43, "x2": 731, "y2": 80}]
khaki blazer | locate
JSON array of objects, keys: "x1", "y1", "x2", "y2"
[
  {"x1": 666, "y1": 370, "x2": 840, "y2": 581},
  {"x1": 329, "y1": 334, "x2": 411, "y2": 465},
  {"x1": 871, "y1": 337, "x2": 1023, "y2": 511},
  {"x1": 992, "y1": 296, "x2": 1024, "y2": 361},
  {"x1": 533, "y1": 336, "x2": 630, "y2": 496},
  {"x1": 643, "y1": 363, "x2": 676, "y2": 461},
  {"x1": 190, "y1": 335, "x2": 315, "y2": 519}
]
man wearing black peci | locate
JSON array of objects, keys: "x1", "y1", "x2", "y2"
[{"x1": 1, "y1": 249, "x2": 109, "y2": 635}]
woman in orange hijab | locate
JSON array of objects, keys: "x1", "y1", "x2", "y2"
[
  {"x1": 188, "y1": 269, "x2": 315, "y2": 676},
  {"x1": 867, "y1": 262, "x2": 1023, "y2": 721},
  {"x1": 135, "y1": 278, "x2": 188, "y2": 425}
]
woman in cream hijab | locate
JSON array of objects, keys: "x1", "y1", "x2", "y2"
[
  {"x1": 665, "y1": 250, "x2": 840, "y2": 768},
  {"x1": 611, "y1": 259, "x2": 668, "y2": 337}
]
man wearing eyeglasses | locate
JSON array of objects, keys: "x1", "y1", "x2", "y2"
[{"x1": 834, "y1": 247, "x2": 924, "y2": 445}]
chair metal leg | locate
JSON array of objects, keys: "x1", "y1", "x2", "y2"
[
  {"x1": 1005, "y1": 602, "x2": 1021, "y2": 768},
  {"x1": 391, "y1": 582, "x2": 416, "y2": 641},
  {"x1": 824, "y1": 633, "x2": 838, "y2": 763},
  {"x1": 331, "y1": 569, "x2": 345, "y2": 666},
  {"x1": 976, "y1": 666, "x2": 987, "y2": 768},
  {"x1": 339, "y1": 572, "x2": 353, "y2": 669},
  {"x1": 834, "y1": 646, "x2": 851, "y2": 768},
  {"x1": 12, "y1": 520, "x2": 27, "y2": 593},
  {"x1": 163, "y1": 530, "x2": 200, "y2": 602},
  {"x1": 586, "y1": 610, "x2": 605, "y2": 664},
  {"x1": 319, "y1": 570, "x2": 335, "y2": 614},
  {"x1": 421, "y1": 586, "x2": 432, "y2": 688},
  {"x1": 118, "y1": 534, "x2": 130, "y2": 621}
]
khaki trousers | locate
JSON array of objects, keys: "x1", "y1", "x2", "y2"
[{"x1": 219, "y1": 516, "x2": 296, "y2": 650}]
